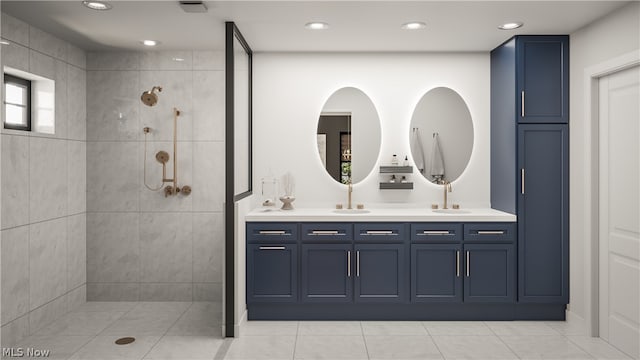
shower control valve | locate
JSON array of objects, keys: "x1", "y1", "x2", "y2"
[{"x1": 164, "y1": 185, "x2": 175, "y2": 197}]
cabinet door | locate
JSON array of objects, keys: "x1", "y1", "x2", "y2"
[
  {"x1": 301, "y1": 244, "x2": 353, "y2": 303},
  {"x1": 354, "y1": 244, "x2": 407, "y2": 303},
  {"x1": 411, "y1": 244, "x2": 462, "y2": 303},
  {"x1": 518, "y1": 124, "x2": 569, "y2": 303},
  {"x1": 463, "y1": 244, "x2": 515, "y2": 303},
  {"x1": 247, "y1": 244, "x2": 297, "y2": 303},
  {"x1": 517, "y1": 35, "x2": 569, "y2": 124}
]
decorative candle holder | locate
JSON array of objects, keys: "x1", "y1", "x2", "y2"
[{"x1": 279, "y1": 196, "x2": 295, "y2": 210}]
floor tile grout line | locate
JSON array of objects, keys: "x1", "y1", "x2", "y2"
[
  {"x1": 140, "y1": 302, "x2": 195, "y2": 360},
  {"x1": 563, "y1": 334, "x2": 605, "y2": 360},
  {"x1": 291, "y1": 321, "x2": 300, "y2": 360},
  {"x1": 359, "y1": 321, "x2": 371, "y2": 360},
  {"x1": 61, "y1": 306, "x2": 134, "y2": 359},
  {"x1": 427, "y1": 333, "x2": 446, "y2": 360},
  {"x1": 66, "y1": 332, "x2": 99, "y2": 360},
  {"x1": 486, "y1": 321, "x2": 523, "y2": 360}
]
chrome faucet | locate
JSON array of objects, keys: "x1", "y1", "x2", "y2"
[
  {"x1": 443, "y1": 181, "x2": 452, "y2": 209},
  {"x1": 347, "y1": 181, "x2": 353, "y2": 209}
]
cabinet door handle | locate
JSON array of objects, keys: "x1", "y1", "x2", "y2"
[
  {"x1": 258, "y1": 230, "x2": 286, "y2": 235},
  {"x1": 311, "y1": 230, "x2": 340, "y2": 235},
  {"x1": 477, "y1": 231, "x2": 505, "y2": 235},
  {"x1": 347, "y1": 250, "x2": 351, "y2": 277},
  {"x1": 364, "y1": 230, "x2": 394, "y2": 235},
  {"x1": 466, "y1": 251, "x2": 470, "y2": 277},
  {"x1": 356, "y1": 250, "x2": 360, "y2": 277},
  {"x1": 259, "y1": 246, "x2": 286, "y2": 250},
  {"x1": 521, "y1": 91, "x2": 525, "y2": 117},
  {"x1": 521, "y1": 168, "x2": 525, "y2": 194},
  {"x1": 422, "y1": 230, "x2": 451, "y2": 235},
  {"x1": 456, "y1": 251, "x2": 460, "y2": 277}
]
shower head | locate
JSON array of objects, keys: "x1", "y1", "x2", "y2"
[{"x1": 141, "y1": 86, "x2": 162, "y2": 106}]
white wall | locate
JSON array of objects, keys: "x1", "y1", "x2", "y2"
[
  {"x1": 253, "y1": 53, "x2": 490, "y2": 208},
  {"x1": 569, "y1": 2, "x2": 640, "y2": 328},
  {"x1": 1, "y1": 13, "x2": 87, "y2": 347}
]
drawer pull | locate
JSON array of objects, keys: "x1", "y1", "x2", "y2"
[
  {"x1": 258, "y1": 230, "x2": 286, "y2": 235},
  {"x1": 311, "y1": 230, "x2": 340, "y2": 235},
  {"x1": 364, "y1": 230, "x2": 394, "y2": 235},
  {"x1": 259, "y1": 246, "x2": 286, "y2": 250},
  {"x1": 477, "y1": 231, "x2": 505, "y2": 235},
  {"x1": 422, "y1": 230, "x2": 451, "y2": 235}
]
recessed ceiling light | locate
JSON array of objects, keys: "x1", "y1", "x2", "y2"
[
  {"x1": 401, "y1": 22, "x2": 426, "y2": 30},
  {"x1": 498, "y1": 22, "x2": 523, "y2": 30},
  {"x1": 172, "y1": 57, "x2": 185, "y2": 62},
  {"x1": 305, "y1": 22, "x2": 329, "y2": 30},
  {"x1": 0, "y1": 40, "x2": 10, "y2": 46},
  {"x1": 82, "y1": 1, "x2": 112, "y2": 11},
  {"x1": 142, "y1": 40, "x2": 159, "y2": 47}
]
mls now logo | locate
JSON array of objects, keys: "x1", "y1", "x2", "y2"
[{"x1": 2, "y1": 347, "x2": 51, "y2": 357}]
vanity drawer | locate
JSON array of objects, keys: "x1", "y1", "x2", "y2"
[
  {"x1": 247, "y1": 223, "x2": 298, "y2": 243},
  {"x1": 301, "y1": 223, "x2": 353, "y2": 242},
  {"x1": 354, "y1": 223, "x2": 407, "y2": 242},
  {"x1": 464, "y1": 223, "x2": 516, "y2": 242},
  {"x1": 411, "y1": 223, "x2": 462, "y2": 242}
]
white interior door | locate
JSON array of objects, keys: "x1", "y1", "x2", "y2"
[{"x1": 598, "y1": 64, "x2": 640, "y2": 359}]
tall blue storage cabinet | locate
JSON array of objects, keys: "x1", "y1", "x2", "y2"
[{"x1": 490, "y1": 35, "x2": 569, "y2": 306}]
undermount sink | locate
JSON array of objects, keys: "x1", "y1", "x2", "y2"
[
  {"x1": 433, "y1": 209, "x2": 471, "y2": 214},
  {"x1": 332, "y1": 209, "x2": 371, "y2": 214}
]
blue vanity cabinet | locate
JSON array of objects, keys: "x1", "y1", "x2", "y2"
[
  {"x1": 411, "y1": 244, "x2": 463, "y2": 303},
  {"x1": 246, "y1": 222, "x2": 298, "y2": 242},
  {"x1": 517, "y1": 36, "x2": 569, "y2": 124},
  {"x1": 353, "y1": 223, "x2": 408, "y2": 303},
  {"x1": 518, "y1": 124, "x2": 569, "y2": 303},
  {"x1": 354, "y1": 244, "x2": 407, "y2": 303},
  {"x1": 247, "y1": 244, "x2": 298, "y2": 303},
  {"x1": 491, "y1": 35, "x2": 569, "y2": 308},
  {"x1": 410, "y1": 223, "x2": 462, "y2": 242},
  {"x1": 463, "y1": 244, "x2": 515, "y2": 303},
  {"x1": 301, "y1": 243, "x2": 353, "y2": 303}
]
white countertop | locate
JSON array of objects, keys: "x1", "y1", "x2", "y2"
[{"x1": 245, "y1": 207, "x2": 516, "y2": 222}]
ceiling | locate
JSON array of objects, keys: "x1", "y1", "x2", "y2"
[{"x1": 1, "y1": 1, "x2": 631, "y2": 52}]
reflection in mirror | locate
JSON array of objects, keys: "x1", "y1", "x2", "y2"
[
  {"x1": 317, "y1": 88, "x2": 381, "y2": 185},
  {"x1": 410, "y1": 87, "x2": 473, "y2": 184}
]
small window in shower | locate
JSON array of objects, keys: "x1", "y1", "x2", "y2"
[
  {"x1": 4, "y1": 73, "x2": 31, "y2": 131},
  {"x1": 4, "y1": 67, "x2": 56, "y2": 134}
]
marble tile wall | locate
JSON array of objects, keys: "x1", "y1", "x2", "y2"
[
  {"x1": 1, "y1": 13, "x2": 87, "y2": 347},
  {"x1": 85, "y1": 50, "x2": 224, "y2": 303}
]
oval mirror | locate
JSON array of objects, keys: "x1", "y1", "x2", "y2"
[
  {"x1": 317, "y1": 87, "x2": 381, "y2": 184},
  {"x1": 410, "y1": 87, "x2": 473, "y2": 184}
]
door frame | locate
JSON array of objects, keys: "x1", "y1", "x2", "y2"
[{"x1": 582, "y1": 49, "x2": 639, "y2": 337}]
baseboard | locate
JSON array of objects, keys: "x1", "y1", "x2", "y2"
[
  {"x1": 565, "y1": 308, "x2": 589, "y2": 331},
  {"x1": 248, "y1": 303, "x2": 566, "y2": 320},
  {"x1": 234, "y1": 308, "x2": 248, "y2": 337}
]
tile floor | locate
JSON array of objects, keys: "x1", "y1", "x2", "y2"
[{"x1": 3, "y1": 302, "x2": 633, "y2": 360}]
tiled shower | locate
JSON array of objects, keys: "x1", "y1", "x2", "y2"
[{"x1": 1, "y1": 13, "x2": 225, "y2": 347}]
